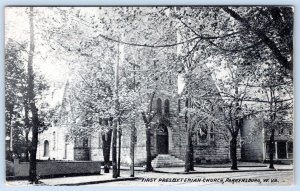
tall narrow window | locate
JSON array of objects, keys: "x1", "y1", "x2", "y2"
[
  {"x1": 83, "y1": 138, "x2": 89, "y2": 148},
  {"x1": 177, "y1": 99, "x2": 181, "y2": 113},
  {"x1": 44, "y1": 140, "x2": 49, "y2": 157},
  {"x1": 210, "y1": 123, "x2": 215, "y2": 141},
  {"x1": 185, "y1": 98, "x2": 189, "y2": 108},
  {"x1": 164, "y1": 99, "x2": 170, "y2": 116},
  {"x1": 157, "y1": 98, "x2": 162, "y2": 115}
]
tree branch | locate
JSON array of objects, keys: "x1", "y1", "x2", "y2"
[{"x1": 222, "y1": 7, "x2": 292, "y2": 72}]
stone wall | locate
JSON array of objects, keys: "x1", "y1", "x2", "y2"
[{"x1": 13, "y1": 159, "x2": 102, "y2": 177}]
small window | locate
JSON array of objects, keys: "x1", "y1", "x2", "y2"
[
  {"x1": 157, "y1": 98, "x2": 162, "y2": 115},
  {"x1": 44, "y1": 140, "x2": 49, "y2": 157},
  {"x1": 164, "y1": 99, "x2": 170, "y2": 116},
  {"x1": 289, "y1": 130, "x2": 292, "y2": 135}
]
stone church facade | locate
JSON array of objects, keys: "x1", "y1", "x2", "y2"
[{"x1": 37, "y1": 65, "x2": 239, "y2": 166}]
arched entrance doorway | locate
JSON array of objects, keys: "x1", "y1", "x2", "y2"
[{"x1": 156, "y1": 124, "x2": 168, "y2": 154}]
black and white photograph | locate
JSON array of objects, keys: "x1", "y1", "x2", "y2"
[{"x1": 4, "y1": 6, "x2": 294, "y2": 186}]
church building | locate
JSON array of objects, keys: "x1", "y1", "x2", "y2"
[{"x1": 37, "y1": 63, "x2": 238, "y2": 167}]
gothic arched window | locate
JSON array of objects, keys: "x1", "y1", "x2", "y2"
[
  {"x1": 192, "y1": 120, "x2": 210, "y2": 146},
  {"x1": 198, "y1": 124, "x2": 208, "y2": 141},
  {"x1": 164, "y1": 99, "x2": 170, "y2": 115},
  {"x1": 83, "y1": 138, "x2": 89, "y2": 148},
  {"x1": 44, "y1": 140, "x2": 49, "y2": 157},
  {"x1": 157, "y1": 98, "x2": 162, "y2": 115},
  {"x1": 210, "y1": 123, "x2": 215, "y2": 141}
]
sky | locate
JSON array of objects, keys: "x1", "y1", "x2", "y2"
[{"x1": 5, "y1": 7, "x2": 70, "y2": 84}]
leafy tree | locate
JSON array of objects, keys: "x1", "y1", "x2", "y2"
[
  {"x1": 5, "y1": 39, "x2": 27, "y2": 160},
  {"x1": 221, "y1": 7, "x2": 293, "y2": 73}
]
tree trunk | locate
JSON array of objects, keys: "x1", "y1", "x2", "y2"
[
  {"x1": 102, "y1": 129, "x2": 112, "y2": 173},
  {"x1": 130, "y1": 120, "x2": 135, "y2": 177},
  {"x1": 230, "y1": 135, "x2": 238, "y2": 170},
  {"x1": 117, "y1": 128, "x2": 122, "y2": 177},
  {"x1": 112, "y1": 38, "x2": 119, "y2": 178},
  {"x1": 27, "y1": 7, "x2": 39, "y2": 184},
  {"x1": 144, "y1": 125, "x2": 153, "y2": 172},
  {"x1": 112, "y1": 119, "x2": 118, "y2": 178},
  {"x1": 7, "y1": 107, "x2": 13, "y2": 161},
  {"x1": 269, "y1": 129, "x2": 275, "y2": 169},
  {"x1": 28, "y1": 105, "x2": 39, "y2": 183},
  {"x1": 25, "y1": 131, "x2": 29, "y2": 161},
  {"x1": 189, "y1": 133, "x2": 194, "y2": 171},
  {"x1": 184, "y1": 131, "x2": 194, "y2": 172},
  {"x1": 24, "y1": 99, "x2": 30, "y2": 162}
]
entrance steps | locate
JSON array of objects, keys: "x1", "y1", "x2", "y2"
[{"x1": 151, "y1": 154, "x2": 185, "y2": 168}]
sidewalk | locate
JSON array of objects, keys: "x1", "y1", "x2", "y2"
[
  {"x1": 153, "y1": 164, "x2": 293, "y2": 174},
  {"x1": 6, "y1": 163, "x2": 293, "y2": 186},
  {"x1": 6, "y1": 173, "x2": 140, "y2": 186}
]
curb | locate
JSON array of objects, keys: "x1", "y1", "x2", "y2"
[
  {"x1": 52, "y1": 177, "x2": 141, "y2": 186},
  {"x1": 194, "y1": 165, "x2": 268, "y2": 168},
  {"x1": 153, "y1": 168, "x2": 293, "y2": 174}
]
